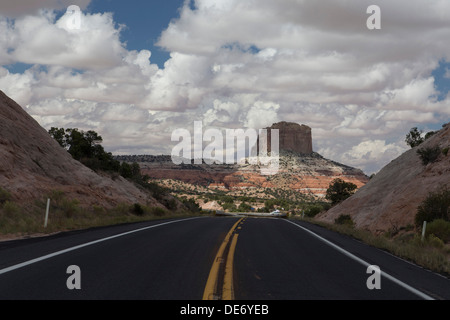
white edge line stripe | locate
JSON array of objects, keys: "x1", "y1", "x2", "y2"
[
  {"x1": 284, "y1": 219, "x2": 435, "y2": 300},
  {"x1": 0, "y1": 217, "x2": 201, "y2": 276}
]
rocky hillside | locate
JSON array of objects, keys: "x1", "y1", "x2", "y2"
[
  {"x1": 134, "y1": 152, "x2": 367, "y2": 199},
  {"x1": 117, "y1": 122, "x2": 369, "y2": 200},
  {"x1": 317, "y1": 123, "x2": 450, "y2": 233},
  {"x1": 0, "y1": 90, "x2": 159, "y2": 209}
]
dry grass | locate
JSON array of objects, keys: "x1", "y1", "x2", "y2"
[{"x1": 0, "y1": 192, "x2": 199, "y2": 241}]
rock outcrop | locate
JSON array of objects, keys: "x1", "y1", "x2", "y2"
[
  {"x1": 123, "y1": 122, "x2": 368, "y2": 199},
  {"x1": 0, "y1": 90, "x2": 157, "y2": 209},
  {"x1": 316, "y1": 123, "x2": 450, "y2": 233},
  {"x1": 257, "y1": 122, "x2": 313, "y2": 155}
]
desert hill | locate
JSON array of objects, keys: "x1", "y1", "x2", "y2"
[
  {"x1": 117, "y1": 122, "x2": 369, "y2": 201},
  {"x1": 317, "y1": 123, "x2": 450, "y2": 233},
  {"x1": 0, "y1": 90, "x2": 159, "y2": 209},
  {"x1": 126, "y1": 151, "x2": 368, "y2": 200}
]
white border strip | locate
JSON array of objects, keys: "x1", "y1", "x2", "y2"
[
  {"x1": 0, "y1": 217, "x2": 201, "y2": 276},
  {"x1": 284, "y1": 219, "x2": 435, "y2": 300}
]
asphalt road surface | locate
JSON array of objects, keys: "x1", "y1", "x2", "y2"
[{"x1": 0, "y1": 216, "x2": 449, "y2": 300}]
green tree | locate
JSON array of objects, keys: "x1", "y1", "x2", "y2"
[
  {"x1": 131, "y1": 162, "x2": 141, "y2": 179},
  {"x1": 264, "y1": 199, "x2": 275, "y2": 211},
  {"x1": 65, "y1": 128, "x2": 104, "y2": 160},
  {"x1": 48, "y1": 127, "x2": 67, "y2": 148},
  {"x1": 48, "y1": 127, "x2": 123, "y2": 175},
  {"x1": 119, "y1": 162, "x2": 133, "y2": 179},
  {"x1": 326, "y1": 179, "x2": 357, "y2": 205},
  {"x1": 49, "y1": 127, "x2": 104, "y2": 160},
  {"x1": 405, "y1": 127, "x2": 424, "y2": 148}
]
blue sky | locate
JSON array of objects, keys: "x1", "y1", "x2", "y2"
[
  {"x1": 86, "y1": 0, "x2": 186, "y2": 69},
  {"x1": 432, "y1": 60, "x2": 450, "y2": 102},
  {"x1": 0, "y1": 0, "x2": 449, "y2": 175}
]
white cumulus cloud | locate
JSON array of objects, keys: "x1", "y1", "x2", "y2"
[{"x1": 1, "y1": 0, "x2": 450, "y2": 174}]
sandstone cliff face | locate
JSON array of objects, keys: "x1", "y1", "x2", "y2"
[
  {"x1": 317, "y1": 123, "x2": 450, "y2": 233},
  {"x1": 257, "y1": 122, "x2": 313, "y2": 155},
  {"x1": 0, "y1": 90, "x2": 157, "y2": 209}
]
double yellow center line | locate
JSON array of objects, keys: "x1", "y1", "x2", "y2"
[{"x1": 203, "y1": 217, "x2": 245, "y2": 300}]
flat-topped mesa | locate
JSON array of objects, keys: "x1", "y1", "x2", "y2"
[{"x1": 258, "y1": 121, "x2": 313, "y2": 155}]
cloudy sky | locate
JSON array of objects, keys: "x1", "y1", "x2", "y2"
[{"x1": 0, "y1": 0, "x2": 449, "y2": 175}]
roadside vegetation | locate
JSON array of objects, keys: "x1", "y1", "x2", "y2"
[{"x1": 0, "y1": 186, "x2": 202, "y2": 239}]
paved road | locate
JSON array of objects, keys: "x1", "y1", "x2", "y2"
[
  {"x1": 234, "y1": 218, "x2": 450, "y2": 300},
  {"x1": 0, "y1": 216, "x2": 449, "y2": 300}
]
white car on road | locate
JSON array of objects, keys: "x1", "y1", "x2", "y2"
[{"x1": 269, "y1": 209, "x2": 281, "y2": 216}]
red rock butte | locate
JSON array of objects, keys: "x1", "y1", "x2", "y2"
[
  {"x1": 258, "y1": 121, "x2": 313, "y2": 155},
  {"x1": 133, "y1": 121, "x2": 369, "y2": 200}
]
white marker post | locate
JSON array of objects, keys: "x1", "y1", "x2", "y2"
[
  {"x1": 421, "y1": 221, "x2": 427, "y2": 242},
  {"x1": 44, "y1": 198, "x2": 50, "y2": 228}
]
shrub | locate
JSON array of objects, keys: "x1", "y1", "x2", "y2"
[
  {"x1": 424, "y1": 131, "x2": 436, "y2": 140},
  {"x1": 131, "y1": 203, "x2": 145, "y2": 216},
  {"x1": 2, "y1": 201, "x2": 20, "y2": 217},
  {"x1": 417, "y1": 146, "x2": 441, "y2": 165},
  {"x1": 221, "y1": 196, "x2": 234, "y2": 204},
  {"x1": 150, "y1": 207, "x2": 167, "y2": 217},
  {"x1": 161, "y1": 197, "x2": 178, "y2": 211},
  {"x1": 92, "y1": 205, "x2": 105, "y2": 215},
  {"x1": 45, "y1": 191, "x2": 81, "y2": 218},
  {"x1": 304, "y1": 205, "x2": 323, "y2": 218},
  {"x1": 111, "y1": 203, "x2": 131, "y2": 215},
  {"x1": 222, "y1": 202, "x2": 238, "y2": 212},
  {"x1": 426, "y1": 219, "x2": 450, "y2": 243},
  {"x1": 0, "y1": 187, "x2": 11, "y2": 205},
  {"x1": 143, "y1": 182, "x2": 167, "y2": 200},
  {"x1": 238, "y1": 202, "x2": 252, "y2": 212},
  {"x1": 442, "y1": 147, "x2": 449, "y2": 156},
  {"x1": 49, "y1": 190, "x2": 65, "y2": 203},
  {"x1": 60, "y1": 198, "x2": 81, "y2": 218},
  {"x1": 182, "y1": 198, "x2": 201, "y2": 213},
  {"x1": 427, "y1": 234, "x2": 444, "y2": 248},
  {"x1": 415, "y1": 188, "x2": 450, "y2": 227},
  {"x1": 334, "y1": 214, "x2": 355, "y2": 227}
]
